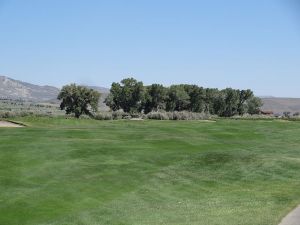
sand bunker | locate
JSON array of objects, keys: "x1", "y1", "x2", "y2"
[{"x1": 0, "y1": 121, "x2": 24, "y2": 127}]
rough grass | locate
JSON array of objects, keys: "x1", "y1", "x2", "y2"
[{"x1": 1, "y1": 118, "x2": 300, "y2": 225}]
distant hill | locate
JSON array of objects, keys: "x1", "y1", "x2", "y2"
[
  {"x1": 0, "y1": 76, "x2": 110, "y2": 107},
  {"x1": 261, "y1": 98, "x2": 300, "y2": 115},
  {"x1": 85, "y1": 86, "x2": 110, "y2": 94},
  {"x1": 0, "y1": 76, "x2": 60, "y2": 102}
]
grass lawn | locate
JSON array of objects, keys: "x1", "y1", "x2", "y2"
[{"x1": 1, "y1": 117, "x2": 300, "y2": 225}]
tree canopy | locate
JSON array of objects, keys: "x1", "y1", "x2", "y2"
[
  {"x1": 105, "y1": 78, "x2": 144, "y2": 113},
  {"x1": 105, "y1": 77, "x2": 263, "y2": 117},
  {"x1": 58, "y1": 84, "x2": 100, "y2": 118}
]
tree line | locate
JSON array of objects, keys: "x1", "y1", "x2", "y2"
[
  {"x1": 105, "y1": 77, "x2": 262, "y2": 117},
  {"x1": 57, "y1": 78, "x2": 262, "y2": 118}
]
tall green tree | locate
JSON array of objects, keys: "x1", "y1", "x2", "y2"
[
  {"x1": 58, "y1": 84, "x2": 100, "y2": 118},
  {"x1": 105, "y1": 78, "x2": 144, "y2": 113},
  {"x1": 204, "y1": 88, "x2": 218, "y2": 114},
  {"x1": 223, "y1": 88, "x2": 240, "y2": 117},
  {"x1": 104, "y1": 82, "x2": 122, "y2": 111},
  {"x1": 247, "y1": 97, "x2": 263, "y2": 115},
  {"x1": 184, "y1": 85, "x2": 206, "y2": 112},
  {"x1": 104, "y1": 77, "x2": 262, "y2": 117},
  {"x1": 213, "y1": 88, "x2": 240, "y2": 117},
  {"x1": 166, "y1": 85, "x2": 190, "y2": 111},
  {"x1": 213, "y1": 91, "x2": 226, "y2": 116},
  {"x1": 143, "y1": 84, "x2": 167, "y2": 114},
  {"x1": 237, "y1": 89, "x2": 253, "y2": 115}
]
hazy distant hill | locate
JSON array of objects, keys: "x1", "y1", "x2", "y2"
[
  {"x1": 86, "y1": 85, "x2": 110, "y2": 94},
  {"x1": 0, "y1": 76, "x2": 60, "y2": 102},
  {"x1": 0, "y1": 76, "x2": 110, "y2": 106},
  {"x1": 261, "y1": 98, "x2": 300, "y2": 115}
]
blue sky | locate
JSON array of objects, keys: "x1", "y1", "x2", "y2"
[{"x1": 0, "y1": 0, "x2": 299, "y2": 97}]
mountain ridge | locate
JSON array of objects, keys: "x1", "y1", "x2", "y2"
[{"x1": 0, "y1": 75, "x2": 109, "y2": 102}]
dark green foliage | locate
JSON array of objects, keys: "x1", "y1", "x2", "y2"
[
  {"x1": 106, "y1": 78, "x2": 262, "y2": 117},
  {"x1": 221, "y1": 88, "x2": 240, "y2": 117},
  {"x1": 142, "y1": 84, "x2": 167, "y2": 114},
  {"x1": 204, "y1": 88, "x2": 219, "y2": 114},
  {"x1": 246, "y1": 97, "x2": 263, "y2": 115},
  {"x1": 166, "y1": 85, "x2": 190, "y2": 111},
  {"x1": 105, "y1": 78, "x2": 144, "y2": 113},
  {"x1": 57, "y1": 84, "x2": 100, "y2": 118},
  {"x1": 183, "y1": 85, "x2": 206, "y2": 112},
  {"x1": 238, "y1": 89, "x2": 253, "y2": 115}
]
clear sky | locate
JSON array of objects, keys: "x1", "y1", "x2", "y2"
[{"x1": 0, "y1": 0, "x2": 299, "y2": 97}]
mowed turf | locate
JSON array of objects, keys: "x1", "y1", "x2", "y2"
[{"x1": 1, "y1": 118, "x2": 300, "y2": 225}]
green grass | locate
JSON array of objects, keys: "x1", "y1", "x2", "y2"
[{"x1": 1, "y1": 118, "x2": 300, "y2": 225}]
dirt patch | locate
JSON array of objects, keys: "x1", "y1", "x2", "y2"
[{"x1": 0, "y1": 121, "x2": 24, "y2": 127}]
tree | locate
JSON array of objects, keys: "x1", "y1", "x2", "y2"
[
  {"x1": 166, "y1": 85, "x2": 190, "y2": 111},
  {"x1": 283, "y1": 111, "x2": 291, "y2": 118},
  {"x1": 143, "y1": 84, "x2": 167, "y2": 114},
  {"x1": 104, "y1": 82, "x2": 122, "y2": 111},
  {"x1": 222, "y1": 88, "x2": 240, "y2": 117},
  {"x1": 204, "y1": 88, "x2": 218, "y2": 114},
  {"x1": 58, "y1": 84, "x2": 100, "y2": 118},
  {"x1": 104, "y1": 77, "x2": 260, "y2": 117},
  {"x1": 210, "y1": 88, "x2": 240, "y2": 117},
  {"x1": 237, "y1": 89, "x2": 253, "y2": 115},
  {"x1": 293, "y1": 112, "x2": 300, "y2": 117},
  {"x1": 183, "y1": 85, "x2": 205, "y2": 112},
  {"x1": 105, "y1": 78, "x2": 144, "y2": 113},
  {"x1": 213, "y1": 91, "x2": 226, "y2": 116},
  {"x1": 246, "y1": 97, "x2": 263, "y2": 115}
]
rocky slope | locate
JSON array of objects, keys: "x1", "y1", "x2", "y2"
[
  {"x1": 0, "y1": 76, "x2": 109, "y2": 103},
  {"x1": 0, "y1": 76, "x2": 60, "y2": 102}
]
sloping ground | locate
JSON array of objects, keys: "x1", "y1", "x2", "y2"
[
  {"x1": 0, "y1": 121, "x2": 23, "y2": 127},
  {"x1": 0, "y1": 76, "x2": 59, "y2": 102},
  {"x1": 261, "y1": 98, "x2": 300, "y2": 115},
  {"x1": 0, "y1": 76, "x2": 110, "y2": 107}
]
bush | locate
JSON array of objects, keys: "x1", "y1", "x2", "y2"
[
  {"x1": 112, "y1": 111, "x2": 124, "y2": 120},
  {"x1": 94, "y1": 112, "x2": 113, "y2": 120},
  {"x1": 0, "y1": 111, "x2": 33, "y2": 118},
  {"x1": 94, "y1": 111, "x2": 136, "y2": 120},
  {"x1": 230, "y1": 113, "x2": 276, "y2": 120},
  {"x1": 293, "y1": 112, "x2": 300, "y2": 117},
  {"x1": 0, "y1": 111, "x2": 54, "y2": 118},
  {"x1": 146, "y1": 111, "x2": 209, "y2": 120},
  {"x1": 146, "y1": 111, "x2": 169, "y2": 120}
]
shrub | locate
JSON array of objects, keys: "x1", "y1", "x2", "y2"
[
  {"x1": 94, "y1": 111, "x2": 138, "y2": 120},
  {"x1": 94, "y1": 112, "x2": 113, "y2": 120},
  {"x1": 146, "y1": 111, "x2": 209, "y2": 120},
  {"x1": 111, "y1": 111, "x2": 123, "y2": 120},
  {"x1": 146, "y1": 111, "x2": 169, "y2": 120},
  {"x1": 283, "y1": 111, "x2": 291, "y2": 118},
  {"x1": 293, "y1": 112, "x2": 300, "y2": 117},
  {"x1": 230, "y1": 113, "x2": 276, "y2": 120}
]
